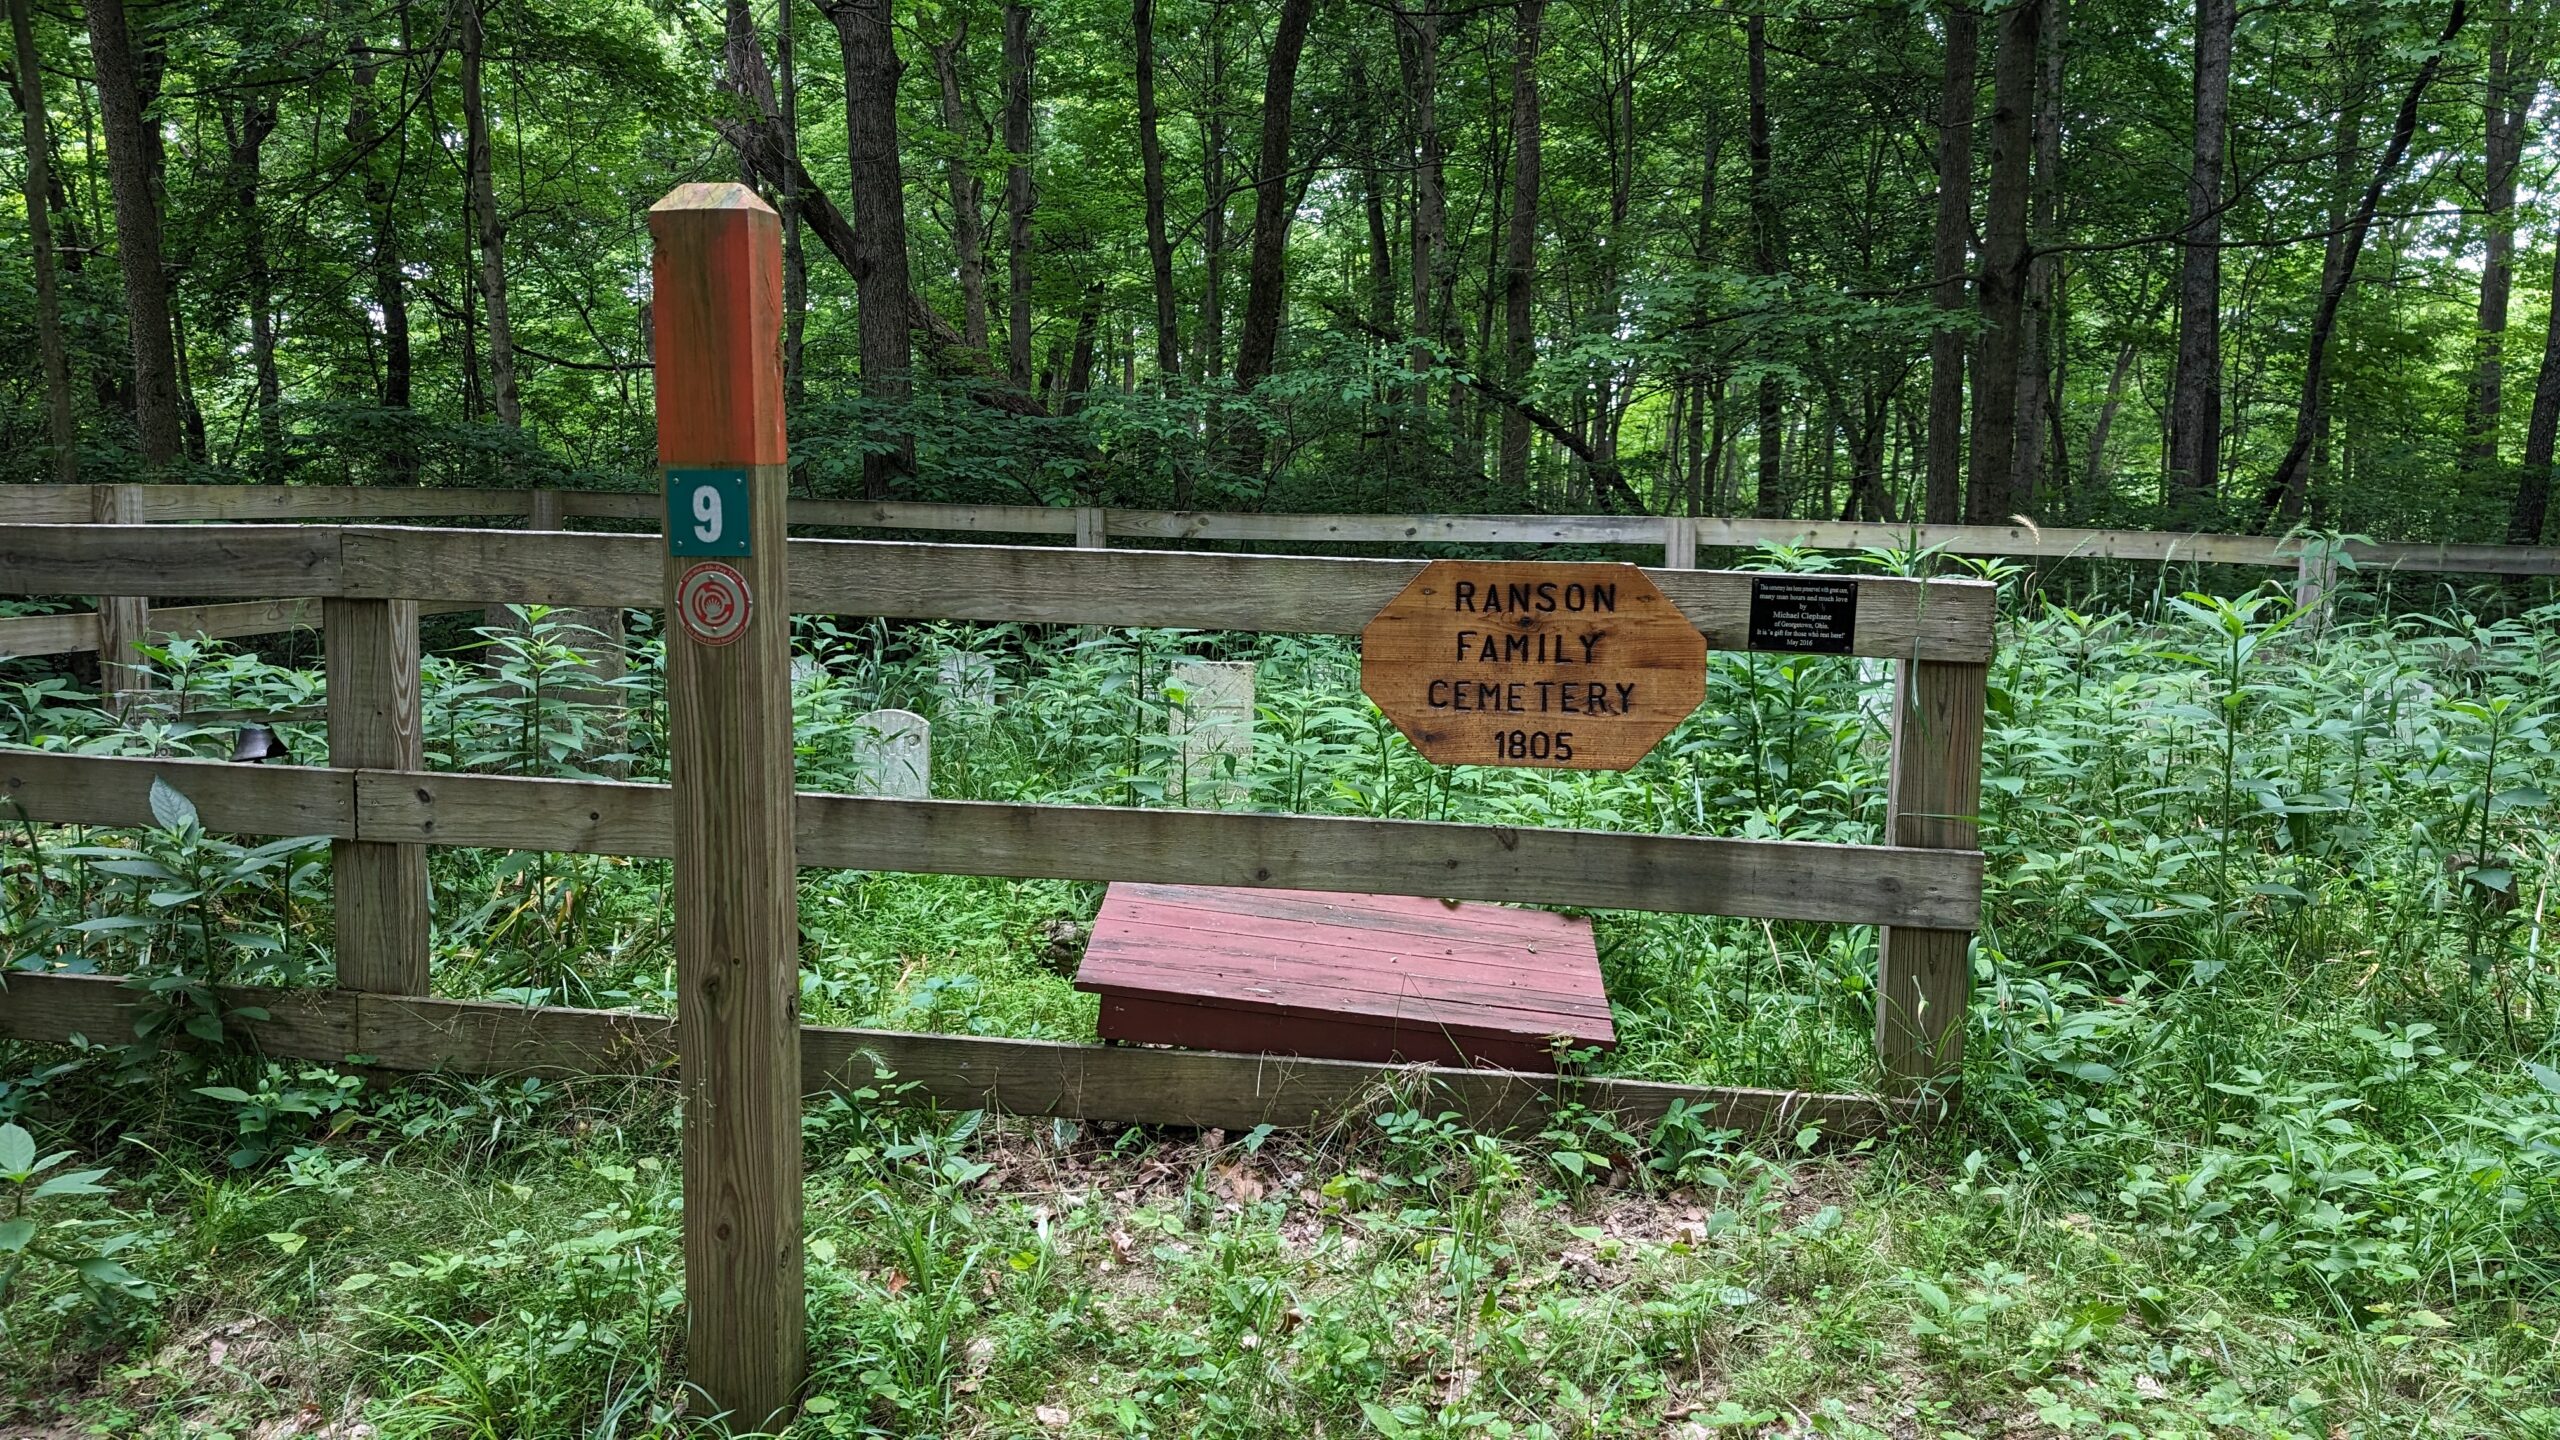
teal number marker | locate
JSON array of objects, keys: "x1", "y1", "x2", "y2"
[{"x1": 667, "y1": 468, "x2": 752, "y2": 557}]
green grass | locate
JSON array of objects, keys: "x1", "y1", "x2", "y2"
[{"x1": 4, "y1": 568, "x2": 2559, "y2": 1435}]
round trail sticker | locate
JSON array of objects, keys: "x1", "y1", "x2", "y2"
[{"x1": 675, "y1": 561, "x2": 753, "y2": 647}]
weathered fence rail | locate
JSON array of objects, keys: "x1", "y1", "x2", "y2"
[
  {"x1": 0, "y1": 185, "x2": 1991, "y2": 1424},
  {"x1": 8, "y1": 479, "x2": 2560, "y2": 573}
]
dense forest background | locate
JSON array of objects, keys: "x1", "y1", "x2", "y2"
[{"x1": 3, "y1": 0, "x2": 2555, "y2": 540}]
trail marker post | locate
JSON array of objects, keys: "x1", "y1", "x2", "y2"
[{"x1": 650, "y1": 182, "x2": 804, "y2": 1425}]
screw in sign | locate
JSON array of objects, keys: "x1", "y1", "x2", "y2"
[{"x1": 675, "y1": 561, "x2": 754, "y2": 647}]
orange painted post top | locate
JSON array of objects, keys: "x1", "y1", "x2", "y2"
[{"x1": 650, "y1": 183, "x2": 787, "y2": 468}]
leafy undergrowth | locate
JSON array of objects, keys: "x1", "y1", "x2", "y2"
[
  {"x1": 5, "y1": 556, "x2": 2560, "y2": 1433},
  {"x1": 0, "y1": 1070, "x2": 2552, "y2": 1440}
]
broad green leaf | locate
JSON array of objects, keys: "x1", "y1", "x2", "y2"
[
  {"x1": 194, "y1": 1086, "x2": 254, "y2": 1104},
  {"x1": 33, "y1": 1168, "x2": 112, "y2": 1199},
  {"x1": 0, "y1": 1217, "x2": 34, "y2": 1253},
  {"x1": 0, "y1": 1122, "x2": 34, "y2": 1178},
  {"x1": 148, "y1": 776, "x2": 199, "y2": 832}
]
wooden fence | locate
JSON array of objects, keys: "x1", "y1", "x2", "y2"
[
  {"x1": 8, "y1": 480, "x2": 2558, "y2": 680},
  {"x1": 0, "y1": 185, "x2": 2000, "y2": 1422},
  {"x1": 0, "y1": 519, "x2": 1989, "y2": 1107}
]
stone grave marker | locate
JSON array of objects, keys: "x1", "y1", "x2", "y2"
[
  {"x1": 1168, "y1": 659, "x2": 1253, "y2": 807},
  {"x1": 851, "y1": 708, "x2": 931, "y2": 798}
]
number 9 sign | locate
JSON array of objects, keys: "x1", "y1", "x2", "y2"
[{"x1": 666, "y1": 468, "x2": 752, "y2": 557}]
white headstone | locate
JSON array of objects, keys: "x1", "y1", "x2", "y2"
[
  {"x1": 792, "y1": 655, "x2": 826, "y2": 688},
  {"x1": 851, "y1": 708, "x2": 931, "y2": 798},
  {"x1": 937, "y1": 651, "x2": 1000, "y2": 708},
  {"x1": 1168, "y1": 659, "x2": 1253, "y2": 807}
]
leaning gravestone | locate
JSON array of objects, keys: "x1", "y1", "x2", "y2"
[
  {"x1": 1168, "y1": 659, "x2": 1254, "y2": 807},
  {"x1": 851, "y1": 708, "x2": 931, "y2": 798},
  {"x1": 937, "y1": 651, "x2": 1000, "y2": 708}
]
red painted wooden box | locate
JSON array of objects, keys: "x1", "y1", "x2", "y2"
[{"x1": 1074, "y1": 883, "x2": 1614, "y2": 1071}]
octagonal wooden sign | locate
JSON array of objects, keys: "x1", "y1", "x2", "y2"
[{"x1": 1360, "y1": 560, "x2": 1707, "y2": 770}]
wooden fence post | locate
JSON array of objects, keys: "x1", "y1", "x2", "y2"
[
  {"x1": 1873, "y1": 655, "x2": 1987, "y2": 1105},
  {"x1": 651, "y1": 182, "x2": 805, "y2": 1427},
  {"x1": 1661, "y1": 515, "x2": 1697, "y2": 570},
  {"x1": 325, "y1": 596, "x2": 429, "y2": 994},
  {"x1": 1076, "y1": 505, "x2": 1109, "y2": 549},
  {"x1": 89, "y1": 484, "x2": 152, "y2": 712}
]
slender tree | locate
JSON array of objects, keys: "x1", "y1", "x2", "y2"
[
  {"x1": 1134, "y1": 0, "x2": 1179, "y2": 385},
  {"x1": 2014, "y1": 0, "x2": 2064, "y2": 512},
  {"x1": 346, "y1": 19, "x2": 416, "y2": 481},
  {"x1": 82, "y1": 0, "x2": 184, "y2": 466},
  {"x1": 1002, "y1": 2, "x2": 1035, "y2": 389},
  {"x1": 819, "y1": 0, "x2": 918, "y2": 495},
  {"x1": 461, "y1": 0, "x2": 521, "y2": 430},
  {"x1": 1232, "y1": 0, "x2": 1317, "y2": 395},
  {"x1": 1746, "y1": 11, "x2": 1783, "y2": 518},
  {"x1": 2260, "y1": 0, "x2": 2469, "y2": 524},
  {"x1": 10, "y1": 0, "x2": 76, "y2": 479},
  {"x1": 1967, "y1": 0, "x2": 2041, "y2": 523},
  {"x1": 1498, "y1": 0, "x2": 1545, "y2": 498},
  {"x1": 2166, "y1": 0, "x2": 2234, "y2": 514},
  {"x1": 2464, "y1": 0, "x2": 2531, "y2": 475},
  {"x1": 1925, "y1": 2, "x2": 1976, "y2": 524},
  {"x1": 930, "y1": 20, "x2": 990, "y2": 351}
]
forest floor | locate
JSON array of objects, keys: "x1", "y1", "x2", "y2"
[{"x1": 3, "y1": 563, "x2": 2557, "y2": 1437}]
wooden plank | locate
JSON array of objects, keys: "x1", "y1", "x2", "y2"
[
  {"x1": 90, "y1": 485, "x2": 152, "y2": 711},
  {"x1": 325, "y1": 599, "x2": 429, "y2": 995},
  {"x1": 0, "y1": 971, "x2": 1917, "y2": 1139},
  {"x1": 2, "y1": 485, "x2": 94, "y2": 523},
  {"x1": 0, "y1": 524, "x2": 342, "y2": 596},
  {"x1": 1663, "y1": 515, "x2": 1697, "y2": 570},
  {"x1": 802, "y1": 498, "x2": 1080, "y2": 534},
  {"x1": 1873, "y1": 658, "x2": 1987, "y2": 1104},
  {"x1": 1692, "y1": 517, "x2": 2297, "y2": 567},
  {"x1": 126, "y1": 484, "x2": 535, "y2": 522},
  {"x1": 335, "y1": 530, "x2": 1997, "y2": 660},
  {"x1": 357, "y1": 770, "x2": 1983, "y2": 928},
  {"x1": 0, "y1": 610, "x2": 100, "y2": 659},
  {"x1": 1093, "y1": 992, "x2": 1567, "y2": 1071},
  {"x1": 1107, "y1": 511, "x2": 1672, "y2": 545},
  {"x1": 650, "y1": 180, "x2": 803, "y2": 1427},
  {"x1": 0, "y1": 751, "x2": 353, "y2": 836},
  {"x1": 2349, "y1": 539, "x2": 2560, "y2": 575},
  {"x1": 1360, "y1": 560, "x2": 1708, "y2": 768}
]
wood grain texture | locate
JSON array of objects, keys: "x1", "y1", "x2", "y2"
[
  {"x1": 0, "y1": 750, "x2": 353, "y2": 836},
  {"x1": 1075, "y1": 505, "x2": 1108, "y2": 548},
  {"x1": 0, "y1": 971, "x2": 1917, "y2": 1139},
  {"x1": 331, "y1": 529, "x2": 1998, "y2": 659},
  {"x1": 1106, "y1": 511, "x2": 1672, "y2": 545},
  {"x1": 127, "y1": 485, "x2": 537, "y2": 522},
  {"x1": 3, "y1": 485, "x2": 94, "y2": 522},
  {"x1": 89, "y1": 485, "x2": 152, "y2": 708},
  {"x1": 1077, "y1": 885, "x2": 1611, "y2": 1070},
  {"x1": 1662, "y1": 516, "x2": 1698, "y2": 570},
  {"x1": 359, "y1": 770, "x2": 1983, "y2": 928},
  {"x1": 0, "y1": 524, "x2": 342, "y2": 596},
  {"x1": 1360, "y1": 561, "x2": 1706, "y2": 769},
  {"x1": 0, "y1": 610, "x2": 100, "y2": 659},
  {"x1": 648, "y1": 180, "x2": 803, "y2": 1428},
  {"x1": 324, "y1": 599, "x2": 429, "y2": 995},
  {"x1": 1873, "y1": 658, "x2": 1988, "y2": 1105}
]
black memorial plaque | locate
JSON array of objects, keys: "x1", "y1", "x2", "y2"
[{"x1": 1746, "y1": 575, "x2": 1860, "y2": 654}]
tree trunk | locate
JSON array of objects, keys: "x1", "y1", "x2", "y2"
[
  {"x1": 82, "y1": 0, "x2": 183, "y2": 466},
  {"x1": 1498, "y1": 0, "x2": 1543, "y2": 497},
  {"x1": 2014, "y1": 0, "x2": 2064, "y2": 513},
  {"x1": 1063, "y1": 281, "x2": 1103, "y2": 415},
  {"x1": 2464, "y1": 0, "x2": 2528, "y2": 475},
  {"x1": 1398, "y1": 0, "x2": 1445, "y2": 434},
  {"x1": 1967, "y1": 0, "x2": 2041, "y2": 523},
  {"x1": 2083, "y1": 339, "x2": 2134, "y2": 503},
  {"x1": 461, "y1": 0, "x2": 520, "y2": 431},
  {"x1": 2167, "y1": 0, "x2": 2235, "y2": 514},
  {"x1": 930, "y1": 25, "x2": 990, "y2": 352},
  {"x1": 2260, "y1": 0, "x2": 2470, "y2": 524},
  {"x1": 1002, "y1": 2, "x2": 1035, "y2": 389},
  {"x1": 821, "y1": 0, "x2": 919, "y2": 496},
  {"x1": 229, "y1": 93, "x2": 283, "y2": 469},
  {"x1": 778, "y1": 0, "x2": 806, "y2": 414},
  {"x1": 1197, "y1": 19, "x2": 1227, "y2": 384},
  {"x1": 347, "y1": 21, "x2": 416, "y2": 482},
  {"x1": 10, "y1": 0, "x2": 76, "y2": 480},
  {"x1": 1134, "y1": 0, "x2": 1179, "y2": 384},
  {"x1": 2512, "y1": 234, "x2": 2560, "y2": 541},
  {"x1": 1231, "y1": 0, "x2": 1317, "y2": 395},
  {"x1": 1925, "y1": 2, "x2": 1975, "y2": 524},
  {"x1": 1747, "y1": 13, "x2": 1783, "y2": 518}
]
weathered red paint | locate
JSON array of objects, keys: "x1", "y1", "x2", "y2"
[
  {"x1": 1076, "y1": 884, "x2": 1614, "y2": 1071},
  {"x1": 649, "y1": 183, "x2": 786, "y2": 467}
]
